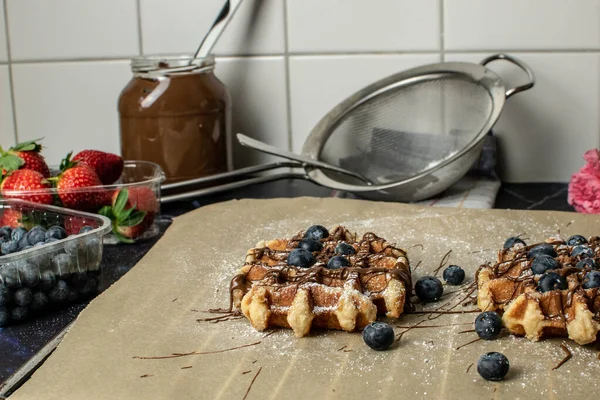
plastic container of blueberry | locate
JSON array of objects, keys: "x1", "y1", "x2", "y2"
[
  {"x1": 0, "y1": 198, "x2": 111, "y2": 327},
  {"x1": 2, "y1": 160, "x2": 165, "y2": 244}
]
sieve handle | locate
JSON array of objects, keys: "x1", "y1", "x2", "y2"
[
  {"x1": 480, "y1": 54, "x2": 535, "y2": 99},
  {"x1": 237, "y1": 133, "x2": 372, "y2": 184}
]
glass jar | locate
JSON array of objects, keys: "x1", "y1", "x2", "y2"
[{"x1": 118, "y1": 55, "x2": 231, "y2": 184}]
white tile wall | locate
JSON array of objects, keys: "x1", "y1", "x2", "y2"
[
  {"x1": 215, "y1": 56, "x2": 289, "y2": 168},
  {"x1": 0, "y1": 66, "x2": 15, "y2": 145},
  {"x1": 12, "y1": 61, "x2": 131, "y2": 165},
  {"x1": 444, "y1": 0, "x2": 600, "y2": 51},
  {"x1": 446, "y1": 53, "x2": 600, "y2": 182},
  {"x1": 287, "y1": 0, "x2": 440, "y2": 53},
  {"x1": 140, "y1": 0, "x2": 285, "y2": 56},
  {"x1": 289, "y1": 54, "x2": 440, "y2": 151},
  {"x1": 0, "y1": 0, "x2": 599, "y2": 183},
  {"x1": 0, "y1": 1, "x2": 8, "y2": 62},
  {"x1": 6, "y1": 0, "x2": 139, "y2": 61}
]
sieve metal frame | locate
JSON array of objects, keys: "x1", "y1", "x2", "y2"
[
  {"x1": 302, "y1": 54, "x2": 534, "y2": 197},
  {"x1": 161, "y1": 54, "x2": 534, "y2": 203}
]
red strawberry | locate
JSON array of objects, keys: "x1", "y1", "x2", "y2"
[
  {"x1": 0, "y1": 169, "x2": 53, "y2": 204},
  {"x1": 72, "y1": 150, "x2": 124, "y2": 184},
  {"x1": 51, "y1": 153, "x2": 110, "y2": 211},
  {"x1": 0, "y1": 139, "x2": 50, "y2": 177},
  {"x1": 64, "y1": 217, "x2": 98, "y2": 236},
  {"x1": 0, "y1": 208, "x2": 23, "y2": 228},
  {"x1": 99, "y1": 187, "x2": 157, "y2": 242}
]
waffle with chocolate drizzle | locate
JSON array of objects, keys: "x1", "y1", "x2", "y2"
[
  {"x1": 477, "y1": 236, "x2": 600, "y2": 345},
  {"x1": 229, "y1": 226, "x2": 412, "y2": 337}
]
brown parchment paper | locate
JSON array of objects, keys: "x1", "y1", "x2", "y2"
[{"x1": 11, "y1": 197, "x2": 600, "y2": 399}]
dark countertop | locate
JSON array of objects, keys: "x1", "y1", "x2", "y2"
[{"x1": 0, "y1": 180, "x2": 574, "y2": 392}]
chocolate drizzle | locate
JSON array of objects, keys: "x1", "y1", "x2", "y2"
[
  {"x1": 228, "y1": 227, "x2": 413, "y2": 312},
  {"x1": 479, "y1": 236, "x2": 600, "y2": 326}
]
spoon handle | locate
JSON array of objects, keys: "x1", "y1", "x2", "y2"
[{"x1": 194, "y1": 0, "x2": 244, "y2": 60}]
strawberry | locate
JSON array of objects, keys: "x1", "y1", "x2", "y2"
[
  {"x1": 50, "y1": 152, "x2": 110, "y2": 211},
  {"x1": 99, "y1": 187, "x2": 157, "y2": 243},
  {"x1": 0, "y1": 169, "x2": 53, "y2": 204},
  {"x1": 0, "y1": 139, "x2": 50, "y2": 178},
  {"x1": 72, "y1": 150, "x2": 124, "y2": 185},
  {"x1": 0, "y1": 208, "x2": 23, "y2": 228},
  {"x1": 64, "y1": 217, "x2": 97, "y2": 236}
]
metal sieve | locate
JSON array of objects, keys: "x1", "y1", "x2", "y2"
[{"x1": 161, "y1": 54, "x2": 534, "y2": 203}]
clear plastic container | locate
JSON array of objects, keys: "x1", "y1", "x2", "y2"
[
  {"x1": 0, "y1": 199, "x2": 112, "y2": 326},
  {"x1": 1, "y1": 161, "x2": 165, "y2": 244}
]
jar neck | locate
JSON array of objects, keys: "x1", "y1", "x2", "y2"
[{"x1": 131, "y1": 55, "x2": 216, "y2": 76}]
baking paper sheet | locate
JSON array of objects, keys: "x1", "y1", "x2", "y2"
[{"x1": 11, "y1": 197, "x2": 600, "y2": 399}]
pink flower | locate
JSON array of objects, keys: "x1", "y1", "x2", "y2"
[{"x1": 568, "y1": 148, "x2": 600, "y2": 213}]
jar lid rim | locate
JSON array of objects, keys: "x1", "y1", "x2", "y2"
[{"x1": 131, "y1": 54, "x2": 215, "y2": 72}]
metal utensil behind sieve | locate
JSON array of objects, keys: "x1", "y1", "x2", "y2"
[{"x1": 161, "y1": 54, "x2": 534, "y2": 203}]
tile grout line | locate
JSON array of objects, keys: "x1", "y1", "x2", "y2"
[
  {"x1": 282, "y1": 0, "x2": 293, "y2": 152},
  {"x1": 3, "y1": 0, "x2": 18, "y2": 144},
  {"x1": 135, "y1": 0, "x2": 144, "y2": 55},
  {"x1": 439, "y1": 0, "x2": 445, "y2": 62}
]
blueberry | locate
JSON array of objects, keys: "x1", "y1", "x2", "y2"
[
  {"x1": 79, "y1": 277, "x2": 98, "y2": 297},
  {"x1": 537, "y1": 272, "x2": 568, "y2": 293},
  {"x1": 287, "y1": 249, "x2": 316, "y2": 268},
  {"x1": 10, "y1": 227, "x2": 26, "y2": 242},
  {"x1": 576, "y1": 258, "x2": 597, "y2": 269},
  {"x1": 1, "y1": 265, "x2": 20, "y2": 288},
  {"x1": 67, "y1": 289, "x2": 78, "y2": 303},
  {"x1": 335, "y1": 242, "x2": 355, "y2": 256},
  {"x1": 567, "y1": 234, "x2": 588, "y2": 246},
  {"x1": 327, "y1": 255, "x2": 349, "y2": 269},
  {"x1": 48, "y1": 280, "x2": 70, "y2": 303},
  {"x1": 11, "y1": 306, "x2": 28, "y2": 323},
  {"x1": 40, "y1": 270, "x2": 56, "y2": 292},
  {"x1": 503, "y1": 237, "x2": 526, "y2": 249},
  {"x1": 51, "y1": 253, "x2": 75, "y2": 278},
  {"x1": 474, "y1": 311, "x2": 502, "y2": 340},
  {"x1": 79, "y1": 226, "x2": 94, "y2": 234},
  {"x1": 1, "y1": 240, "x2": 19, "y2": 255},
  {"x1": 477, "y1": 352, "x2": 510, "y2": 381},
  {"x1": 30, "y1": 291, "x2": 48, "y2": 312},
  {"x1": 530, "y1": 255, "x2": 560, "y2": 275},
  {"x1": 0, "y1": 285, "x2": 8, "y2": 306},
  {"x1": 297, "y1": 238, "x2": 323, "y2": 252},
  {"x1": 442, "y1": 265, "x2": 465, "y2": 285},
  {"x1": 0, "y1": 307, "x2": 9, "y2": 326},
  {"x1": 17, "y1": 234, "x2": 29, "y2": 250},
  {"x1": 27, "y1": 227, "x2": 47, "y2": 246},
  {"x1": 18, "y1": 263, "x2": 39, "y2": 288},
  {"x1": 362, "y1": 322, "x2": 394, "y2": 351},
  {"x1": 14, "y1": 287, "x2": 33, "y2": 306},
  {"x1": 304, "y1": 225, "x2": 329, "y2": 241},
  {"x1": 45, "y1": 238, "x2": 60, "y2": 244},
  {"x1": 415, "y1": 276, "x2": 443, "y2": 302},
  {"x1": 571, "y1": 245, "x2": 594, "y2": 259},
  {"x1": 0, "y1": 226, "x2": 11, "y2": 241},
  {"x1": 45, "y1": 225, "x2": 67, "y2": 241},
  {"x1": 528, "y1": 244, "x2": 557, "y2": 258},
  {"x1": 583, "y1": 271, "x2": 600, "y2": 289}
]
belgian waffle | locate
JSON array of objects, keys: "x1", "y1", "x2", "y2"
[
  {"x1": 229, "y1": 226, "x2": 411, "y2": 337},
  {"x1": 477, "y1": 236, "x2": 600, "y2": 345}
]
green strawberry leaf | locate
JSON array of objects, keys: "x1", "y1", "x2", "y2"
[
  {"x1": 98, "y1": 206, "x2": 114, "y2": 220},
  {"x1": 11, "y1": 138, "x2": 44, "y2": 152},
  {"x1": 112, "y1": 230, "x2": 135, "y2": 244},
  {"x1": 0, "y1": 154, "x2": 25, "y2": 172},
  {"x1": 113, "y1": 188, "x2": 129, "y2": 215},
  {"x1": 119, "y1": 210, "x2": 146, "y2": 227},
  {"x1": 115, "y1": 207, "x2": 134, "y2": 223}
]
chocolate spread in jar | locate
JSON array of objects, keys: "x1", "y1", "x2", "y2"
[{"x1": 118, "y1": 55, "x2": 232, "y2": 184}]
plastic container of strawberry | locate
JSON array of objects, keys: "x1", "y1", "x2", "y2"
[
  {"x1": 0, "y1": 198, "x2": 111, "y2": 326},
  {"x1": 1, "y1": 161, "x2": 165, "y2": 244}
]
